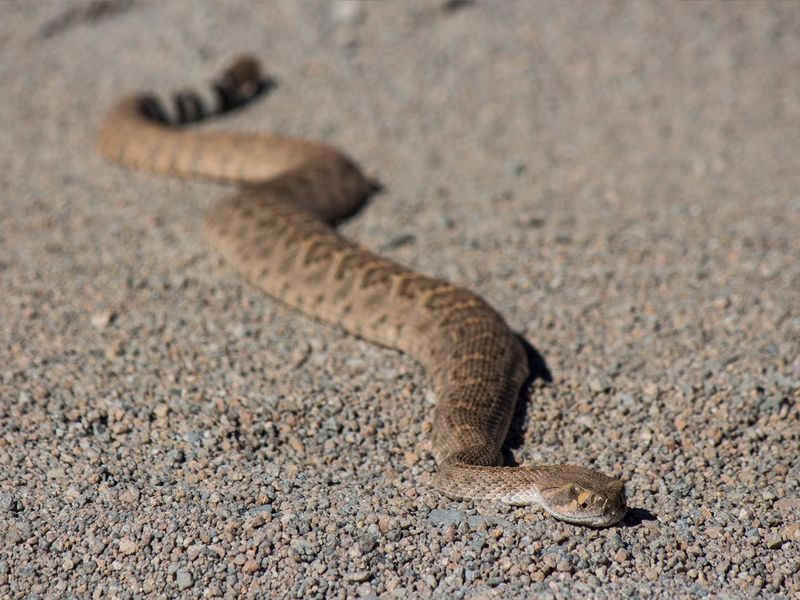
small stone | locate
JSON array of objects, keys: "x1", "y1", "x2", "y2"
[
  {"x1": 765, "y1": 534, "x2": 783, "y2": 549},
  {"x1": 643, "y1": 382, "x2": 659, "y2": 396},
  {"x1": 119, "y1": 486, "x2": 140, "y2": 504},
  {"x1": 359, "y1": 536, "x2": 378, "y2": 553},
  {"x1": 377, "y1": 515, "x2": 392, "y2": 534},
  {"x1": 346, "y1": 570, "x2": 371, "y2": 582},
  {"x1": 165, "y1": 448, "x2": 185, "y2": 464},
  {"x1": 245, "y1": 514, "x2": 265, "y2": 530},
  {"x1": 248, "y1": 504, "x2": 273, "y2": 516},
  {"x1": 105, "y1": 338, "x2": 124, "y2": 359},
  {"x1": 118, "y1": 537, "x2": 138, "y2": 555},
  {"x1": 616, "y1": 393, "x2": 636, "y2": 408},
  {"x1": 64, "y1": 486, "x2": 82, "y2": 503},
  {"x1": 356, "y1": 584, "x2": 375, "y2": 597},
  {"x1": 587, "y1": 378, "x2": 607, "y2": 393},
  {"x1": 383, "y1": 233, "x2": 417, "y2": 250},
  {"x1": 111, "y1": 421, "x2": 130, "y2": 435},
  {"x1": 242, "y1": 559, "x2": 260, "y2": 574},
  {"x1": 62, "y1": 558, "x2": 75, "y2": 572},
  {"x1": 47, "y1": 467, "x2": 66, "y2": 479},
  {"x1": 175, "y1": 570, "x2": 193, "y2": 590},
  {"x1": 187, "y1": 544, "x2": 202, "y2": 561},
  {"x1": 89, "y1": 536, "x2": 107, "y2": 554},
  {"x1": 466, "y1": 515, "x2": 489, "y2": 528},
  {"x1": 712, "y1": 297, "x2": 730, "y2": 309},
  {"x1": 0, "y1": 493, "x2": 14, "y2": 513},
  {"x1": 782, "y1": 524, "x2": 800, "y2": 542},
  {"x1": 288, "y1": 435, "x2": 305, "y2": 454},
  {"x1": 774, "y1": 497, "x2": 800, "y2": 513},
  {"x1": 614, "y1": 549, "x2": 630, "y2": 562},
  {"x1": 6, "y1": 520, "x2": 30, "y2": 544},
  {"x1": 428, "y1": 509, "x2": 464, "y2": 525},
  {"x1": 331, "y1": 0, "x2": 366, "y2": 26},
  {"x1": 772, "y1": 572, "x2": 785, "y2": 588},
  {"x1": 91, "y1": 310, "x2": 115, "y2": 329}
]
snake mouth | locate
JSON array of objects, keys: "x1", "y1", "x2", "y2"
[
  {"x1": 543, "y1": 505, "x2": 627, "y2": 528},
  {"x1": 539, "y1": 491, "x2": 628, "y2": 527},
  {"x1": 591, "y1": 505, "x2": 627, "y2": 527}
]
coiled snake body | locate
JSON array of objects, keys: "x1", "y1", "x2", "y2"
[{"x1": 99, "y1": 58, "x2": 626, "y2": 527}]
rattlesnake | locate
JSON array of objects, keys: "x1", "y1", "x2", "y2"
[{"x1": 98, "y1": 57, "x2": 626, "y2": 527}]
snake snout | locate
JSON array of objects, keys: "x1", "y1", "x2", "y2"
[{"x1": 537, "y1": 467, "x2": 627, "y2": 527}]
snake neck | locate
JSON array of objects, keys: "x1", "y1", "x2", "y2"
[{"x1": 433, "y1": 460, "x2": 545, "y2": 506}]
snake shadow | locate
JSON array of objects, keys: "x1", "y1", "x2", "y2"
[
  {"x1": 502, "y1": 335, "x2": 552, "y2": 464},
  {"x1": 620, "y1": 507, "x2": 656, "y2": 526}
]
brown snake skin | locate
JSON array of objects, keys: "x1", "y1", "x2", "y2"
[{"x1": 98, "y1": 57, "x2": 626, "y2": 527}]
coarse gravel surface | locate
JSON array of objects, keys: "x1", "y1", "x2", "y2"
[{"x1": 1, "y1": 1, "x2": 799, "y2": 598}]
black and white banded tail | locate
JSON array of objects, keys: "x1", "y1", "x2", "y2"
[{"x1": 138, "y1": 55, "x2": 269, "y2": 126}]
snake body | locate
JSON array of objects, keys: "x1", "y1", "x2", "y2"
[{"x1": 99, "y1": 57, "x2": 626, "y2": 526}]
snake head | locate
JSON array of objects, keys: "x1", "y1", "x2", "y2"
[{"x1": 537, "y1": 466, "x2": 627, "y2": 527}]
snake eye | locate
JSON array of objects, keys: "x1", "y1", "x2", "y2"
[{"x1": 579, "y1": 501, "x2": 588, "y2": 509}]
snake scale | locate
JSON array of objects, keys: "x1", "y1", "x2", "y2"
[{"x1": 98, "y1": 57, "x2": 626, "y2": 526}]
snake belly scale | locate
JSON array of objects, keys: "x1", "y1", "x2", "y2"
[{"x1": 98, "y1": 57, "x2": 626, "y2": 527}]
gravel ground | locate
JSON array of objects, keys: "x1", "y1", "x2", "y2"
[{"x1": 1, "y1": 1, "x2": 799, "y2": 598}]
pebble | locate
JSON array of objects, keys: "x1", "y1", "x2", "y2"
[
  {"x1": 0, "y1": 493, "x2": 14, "y2": 513},
  {"x1": 774, "y1": 498, "x2": 800, "y2": 514},
  {"x1": 175, "y1": 570, "x2": 193, "y2": 590},
  {"x1": 766, "y1": 535, "x2": 784, "y2": 550},
  {"x1": 331, "y1": 0, "x2": 366, "y2": 26},
  {"x1": 428, "y1": 509, "x2": 465, "y2": 526},
  {"x1": 346, "y1": 570, "x2": 372, "y2": 582},
  {"x1": 242, "y1": 559, "x2": 260, "y2": 574},
  {"x1": 783, "y1": 525, "x2": 800, "y2": 542},
  {"x1": 117, "y1": 537, "x2": 138, "y2": 555},
  {"x1": 90, "y1": 310, "x2": 115, "y2": 329}
]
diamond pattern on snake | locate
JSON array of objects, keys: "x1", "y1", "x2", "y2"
[{"x1": 99, "y1": 57, "x2": 627, "y2": 527}]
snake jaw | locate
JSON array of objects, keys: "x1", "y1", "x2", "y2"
[
  {"x1": 540, "y1": 492, "x2": 627, "y2": 527},
  {"x1": 535, "y1": 471, "x2": 627, "y2": 527}
]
